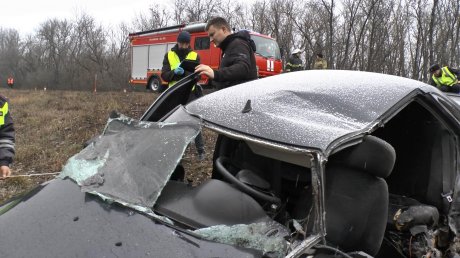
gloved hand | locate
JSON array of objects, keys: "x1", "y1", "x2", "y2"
[{"x1": 174, "y1": 67, "x2": 184, "y2": 75}]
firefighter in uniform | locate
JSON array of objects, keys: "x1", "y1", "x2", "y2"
[
  {"x1": 7, "y1": 76, "x2": 14, "y2": 88},
  {"x1": 285, "y1": 49, "x2": 303, "y2": 72},
  {"x1": 0, "y1": 95, "x2": 15, "y2": 178},
  {"x1": 429, "y1": 64, "x2": 460, "y2": 93},
  {"x1": 161, "y1": 31, "x2": 206, "y2": 160}
]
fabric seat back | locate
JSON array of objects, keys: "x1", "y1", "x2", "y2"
[{"x1": 325, "y1": 135, "x2": 396, "y2": 256}]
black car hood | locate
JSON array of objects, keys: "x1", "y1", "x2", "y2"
[
  {"x1": 0, "y1": 179, "x2": 261, "y2": 258},
  {"x1": 0, "y1": 111, "x2": 287, "y2": 257}
]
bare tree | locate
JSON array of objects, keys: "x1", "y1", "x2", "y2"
[
  {"x1": 387, "y1": 0, "x2": 411, "y2": 77},
  {"x1": 2, "y1": 0, "x2": 460, "y2": 90},
  {"x1": 174, "y1": 0, "x2": 222, "y2": 24},
  {"x1": 132, "y1": 5, "x2": 171, "y2": 31},
  {"x1": 105, "y1": 23, "x2": 131, "y2": 90},
  {"x1": 434, "y1": 0, "x2": 460, "y2": 68},
  {"x1": 0, "y1": 28, "x2": 21, "y2": 85},
  {"x1": 36, "y1": 19, "x2": 74, "y2": 89},
  {"x1": 320, "y1": 0, "x2": 336, "y2": 68},
  {"x1": 250, "y1": 1, "x2": 271, "y2": 35},
  {"x1": 427, "y1": 0, "x2": 438, "y2": 63},
  {"x1": 291, "y1": 0, "x2": 331, "y2": 68},
  {"x1": 220, "y1": 0, "x2": 249, "y2": 30}
]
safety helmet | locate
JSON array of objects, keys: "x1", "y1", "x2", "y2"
[{"x1": 292, "y1": 49, "x2": 302, "y2": 55}]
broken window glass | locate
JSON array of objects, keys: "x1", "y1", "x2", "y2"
[
  {"x1": 60, "y1": 111, "x2": 200, "y2": 209},
  {"x1": 194, "y1": 221, "x2": 289, "y2": 257}
]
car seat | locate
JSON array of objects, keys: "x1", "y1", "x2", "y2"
[{"x1": 324, "y1": 135, "x2": 396, "y2": 256}]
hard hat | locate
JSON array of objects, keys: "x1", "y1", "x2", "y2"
[{"x1": 292, "y1": 49, "x2": 302, "y2": 54}]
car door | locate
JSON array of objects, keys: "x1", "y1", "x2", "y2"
[{"x1": 141, "y1": 72, "x2": 200, "y2": 122}]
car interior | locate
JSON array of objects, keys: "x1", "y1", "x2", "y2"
[
  {"x1": 155, "y1": 134, "x2": 314, "y2": 231},
  {"x1": 154, "y1": 97, "x2": 458, "y2": 257},
  {"x1": 372, "y1": 100, "x2": 457, "y2": 258},
  {"x1": 155, "y1": 132, "x2": 398, "y2": 257}
]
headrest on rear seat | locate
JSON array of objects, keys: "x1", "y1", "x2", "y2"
[{"x1": 330, "y1": 135, "x2": 396, "y2": 178}]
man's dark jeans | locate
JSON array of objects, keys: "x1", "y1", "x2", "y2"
[{"x1": 188, "y1": 85, "x2": 205, "y2": 156}]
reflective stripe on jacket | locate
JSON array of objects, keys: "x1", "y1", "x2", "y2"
[
  {"x1": 167, "y1": 51, "x2": 198, "y2": 87},
  {"x1": 285, "y1": 56, "x2": 303, "y2": 72},
  {"x1": 287, "y1": 63, "x2": 303, "y2": 68},
  {"x1": 432, "y1": 66, "x2": 458, "y2": 87}
]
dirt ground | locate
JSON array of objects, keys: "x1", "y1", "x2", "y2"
[{"x1": 0, "y1": 88, "x2": 216, "y2": 203}]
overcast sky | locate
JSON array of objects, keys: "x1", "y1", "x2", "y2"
[{"x1": 0, "y1": 0, "x2": 167, "y2": 35}]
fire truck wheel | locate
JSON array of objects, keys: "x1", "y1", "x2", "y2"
[{"x1": 148, "y1": 77, "x2": 162, "y2": 92}]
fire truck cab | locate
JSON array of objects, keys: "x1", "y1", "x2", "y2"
[{"x1": 129, "y1": 23, "x2": 283, "y2": 92}]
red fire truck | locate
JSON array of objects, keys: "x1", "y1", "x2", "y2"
[{"x1": 129, "y1": 22, "x2": 283, "y2": 92}]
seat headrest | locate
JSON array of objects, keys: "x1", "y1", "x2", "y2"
[{"x1": 330, "y1": 135, "x2": 396, "y2": 178}]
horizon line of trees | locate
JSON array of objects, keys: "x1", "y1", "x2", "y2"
[{"x1": 0, "y1": 0, "x2": 458, "y2": 91}]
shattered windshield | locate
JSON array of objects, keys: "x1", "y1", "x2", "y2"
[
  {"x1": 194, "y1": 221, "x2": 290, "y2": 255},
  {"x1": 60, "y1": 109, "x2": 200, "y2": 208}
]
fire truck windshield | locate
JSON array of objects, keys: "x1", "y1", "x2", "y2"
[{"x1": 251, "y1": 35, "x2": 281, "y2": 60}]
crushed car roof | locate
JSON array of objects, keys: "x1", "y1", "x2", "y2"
[{"x1": 187, "y1": 70, "x2": 435, "y2": 152}]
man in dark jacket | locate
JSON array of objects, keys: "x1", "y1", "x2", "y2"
[
  {"x1": 195, "y1": 17, "x2": 257, "y2": 90},
  {"x1": 428, "y1": 64, "x2": 460, "y2": 93},
  {"x1": 161, "y1": 31, "x2": 205, "y2": 160},
  {"x1": 0, "y1": 95, "x2": 15, "y2": 178}
]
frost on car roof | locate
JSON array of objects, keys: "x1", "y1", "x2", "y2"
[
  {"x1": 187, "y1": 70, "x2": 430, "y2": 153},
  {"x1": 194, "y1": 221, "x2": 289, "y2": 257},
  {"x1": 60, "y1": 113, "x2": 200, "y2": 209}
]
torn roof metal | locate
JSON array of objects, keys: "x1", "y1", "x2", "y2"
[{"x1": 186, "y1": 70, "x2": 435, "y2": 152}]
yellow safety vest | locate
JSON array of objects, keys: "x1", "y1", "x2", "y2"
[
  {"x1": 0, "y1": 102, "x2": 8, "y2": 126},
  {"x1": 167, "y1": 50, "x2": 198, "y2": 87},
  {"x1": 432, "y1": 66, "x2": 458, "y2": 87}
]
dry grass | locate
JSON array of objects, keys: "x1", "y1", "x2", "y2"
[
  {"x1": 0, "y1": 88, "x2": 155, "y2": 202},
  {"x1": 0, "y1": 88, "x2": 218, "y2": 203}
]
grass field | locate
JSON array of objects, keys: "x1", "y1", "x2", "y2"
[
  {"x1": 0, "y1": 88, "x2": 216, "y2": 203},
  {"x1": 0, "y1": 89, "x2": 157, "y2": 201},
  {"x1": 0, "y1": 89, "x2": 216, "y2": 202}
]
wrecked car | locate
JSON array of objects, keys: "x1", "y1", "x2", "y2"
[{"x1": 1, "y1": 70, "x2": 460, "y2": 258}]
